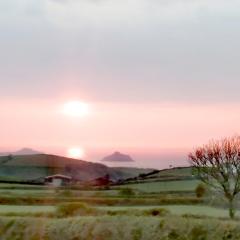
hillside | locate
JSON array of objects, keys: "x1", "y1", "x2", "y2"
[
  {"x1": 0, "y1": 154, "x2": 153, "y2": 184},
  {"x1": 115, "y1": 167, "x2": 198, "y2": 193},
  {"x1": 140, "y1": 167, "x2": 194, "y2": 180},
  {"x1": 110, "y1": 167, "x2": 155, "y2": 180},
  {"x1": 121, "y1": 166, "x2": 195, "y2": 184}
]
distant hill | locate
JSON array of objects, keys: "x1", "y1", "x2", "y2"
[
  {"x1": 101, "y1": 152, "x2": 134, "y2": 162},
  {"x1": 0, "y1": 148, "x2": 42, "y2": 156},
  {"x1": 0, "y1": 154, "x2": 153, "y2": 184}
]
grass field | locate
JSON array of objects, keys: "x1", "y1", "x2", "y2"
[
  {"x1": 118, "y1": 179, "x2": 199, "y2": 192},
  {"x1": 0, "y1": 215, "x2": 240, "y2": 240},
  {"x1": 0, "y1": 176, "x2": 237, "y2": 239},
  {"x1": 143, "y1": 167, "x2": 193, "y2": 179},
  {"x1": 0, "y1": 205, "x2": 55, "y2": 214},
  {"x1": 0, "y1": 204, "x2": 236, "y2": 218},
  {"x1": 0, "y1": 188, "x2": 119, "y2": 197},
  {"x1": 100, "y1": 205, "x2": 237, "y2": 218}
]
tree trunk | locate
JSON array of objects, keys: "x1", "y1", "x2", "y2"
[{"x1": 229, "y1": 199, "x2": 235, "y2": 219}]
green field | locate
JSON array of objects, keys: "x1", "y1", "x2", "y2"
[
  {"x1": 0, "y1": 169, "x2": 237, "y2": 239},
  {"x1": 0, "y1": 204, "x2": 55, "y2": 214},
  {"x1": 144, "y1": 167, "x2": 193, "y2": 179},
  {"x1": 100, "y1": 205, "x2": 236, "y2": 218},
  {"x1": 118, "y1": 179, "x2": 200, "y2": 192},
  {"x1": 0, "y1": 203, "x2": 236, "y2": 219},
  {"x1": 0, "y1": 215, "x2": 239, "y2": 240}
]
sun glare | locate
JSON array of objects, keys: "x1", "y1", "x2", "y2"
[
  {"x1": 62, "y1": 101, "x2": 90, "y2": 117},
  {"x1": 68, "y1": 147, "x2": 85, "y2": 159}
]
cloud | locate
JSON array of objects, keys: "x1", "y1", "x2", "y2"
[
  {"x1": 44, "y1": 0, "x2": 240, "y2": 26},
  {"x1": 1, "y1": 0, "x2": 240, "y2": 102}
]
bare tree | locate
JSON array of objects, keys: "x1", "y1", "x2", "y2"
[{"x1": 189, "y1": 136, "x2": 240, "y2": 219}]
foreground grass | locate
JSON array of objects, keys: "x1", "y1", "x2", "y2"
[{"x1": 1, "y1": 215, "x2": 240, "y2": 240}]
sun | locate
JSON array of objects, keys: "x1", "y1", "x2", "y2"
[
  {"x1": 68, "y1": 147, "x2": 85, "y2": 159},
  {"x1": 62, "y1": 101, "x2": 90, "y2": 117}
]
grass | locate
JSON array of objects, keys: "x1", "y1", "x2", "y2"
[
  {"x1": 99, "y1": 205, "x2": 238, "y2": 218},
  {"x1": 1, "y1": 215, "x2": 240, "y2": 240},
  {"x1": 0, "y1": 180, "x2": 240, "y2": 239},
  {"x1": 0, "y1": 189, "x2": 56, "y2": 196},
  {"x1": 0, "y1": 180, "x2": 199, "y2": 195},
  {"x1": 164, "y1": 205, "x2": 234, "y2": 218},
  {"x1": 0, "y1": 205, "x2": 55, "y2": 214},
  {"x1": 0, "y1": 203, "x2": 236, "y2": 218},
  {"x1": 0, "y1": 183, "x2": 46, "y2": 189},
  {"x1": 154, "y1": 167, "x2": 193, "y2": 177},
  {"x1": 0, "y1": 188, "x2": 119, "y2": 198},
  {"x1": 117, "y1": 179, "x2": 199, "y2": 193}
]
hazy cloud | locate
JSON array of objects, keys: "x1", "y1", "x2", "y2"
[{"x1": 1, "y1": 0, "x2": 240, "y2": 102}]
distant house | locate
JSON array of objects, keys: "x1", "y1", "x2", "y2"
[
  {"x1": 45, "y1": 174, "x2": 72, "y2": 187},
  {"x1": 87, "y1": 174, "x2": 112, "y2": 186}
]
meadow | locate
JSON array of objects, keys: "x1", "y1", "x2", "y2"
[
  {"x1": 0, "y1": 168, "x2": 238, "y2": 239},
  {"x1": 0, "y1": 204, "x2": 235, "y2": 218},
  {"x1": 1, "y1": 215, "x2": 240, "y2": 240},
  {"x1": 116, "y1": 179, "x2": 199, "y2": 192}
]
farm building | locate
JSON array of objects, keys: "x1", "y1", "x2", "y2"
[
  {"x1": 45, "y1": 174, "x2": 72, "y2": 187},
  {"x1": 86, "y1": 174, "x2": 112, "y2": 186}
]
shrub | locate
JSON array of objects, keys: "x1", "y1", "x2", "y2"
[
  {"x1": 182, "y1": 214, "x2": 208, "y2": 219},
  {"x1": 143, "y1": 208, "x2": 170, "y2": 217},
  {"x1": 190, "y1": 225, "x2": 208, "y2": 240},
  {"x1": 106, "y1": 208, "x2": 170, "y2": 217},
  {"x1": 131, "y1": 227, "x2": 142, "y2": 240},
  {"x1": 119, "y1": 188, "x2": 135, "y2": 197},
  {"x1": 195, "y1": 183, "x2": 206, "y2": 198},
  {"x1": 168, "y1": 229, "x2": 181, "y2": 239},
  {"x1": 58, "y1": 189, "x2": 73, "y2": 197},
  {"x1": 56, "y1": 202, "x2": 99, "y2": 217}
]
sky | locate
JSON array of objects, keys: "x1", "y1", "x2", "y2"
[{"x1": 1, "y1": 0, "x2": 240, "y2": 168}]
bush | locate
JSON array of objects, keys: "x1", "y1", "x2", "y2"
[
  {"x1": 106, "y1": 207, "x2": 170, "y2": 217},
  {"x1": 143, "y1": 208, "x2": 170, "y2": 217},
  {"x1": 119, "y1": 188, "x2": 135, "y2": 197},
  {"x1": 190, "y1": 225, "x2": 208, "y2": 240},
  {"x1": 56, "y1": 202, "x2": 99, "y2": 217},
  {"x1": 195, "y1": 183, "x2": 206, "y2": 198},
  {"x1": 58, "y1": 189, "x2": 73, "y2": 197}
]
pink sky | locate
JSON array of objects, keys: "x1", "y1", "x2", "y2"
[
  {"x1": 1, "y1": 97, "x2": 240, "y2": 168},
  {"x1": 1, "y1": 1, "x2": 240, "y2": 168}
]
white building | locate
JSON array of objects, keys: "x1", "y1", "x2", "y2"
[{"x1": 45, "y1": 174, "x2": 72, "y2": 187}]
